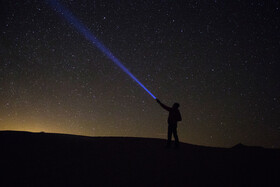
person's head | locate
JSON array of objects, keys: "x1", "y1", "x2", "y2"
[{"x1": 172, "y1": 103, "x2": 180, "y2": 109}]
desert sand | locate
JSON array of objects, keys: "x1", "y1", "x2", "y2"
[{"x1": 1, "y1": 131, "x2": 279, "y2": 186}]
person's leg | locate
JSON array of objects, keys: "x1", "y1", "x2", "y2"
[
  {"x1": 173, "y1": 125, "x2": 179, "y2": 148},
  {"x1": 166, "y1": 125, "x2": 172, "y2": 147}
]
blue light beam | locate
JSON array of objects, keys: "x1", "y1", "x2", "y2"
[{"x1": 46, "y1": 0, "x2": 156, "y2": 99}]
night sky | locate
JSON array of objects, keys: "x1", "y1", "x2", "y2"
[{"x1": 1, "y1": 0, "x2": 279, "y2": 148}]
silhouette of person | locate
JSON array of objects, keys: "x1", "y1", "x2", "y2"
[{"x1": 156, "y1": 99, "x2": 182, "y2": 148}]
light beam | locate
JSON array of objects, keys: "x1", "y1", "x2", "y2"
[{"x1": 46, "y1": 0, "x2": 156, "y2": 99}]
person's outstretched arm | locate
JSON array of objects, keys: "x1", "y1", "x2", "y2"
[{"x1": 156, "y1": 99, "x2": 171, "y2": 111}]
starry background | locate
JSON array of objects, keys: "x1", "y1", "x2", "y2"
[{"x1": 1, "y1": 0, "x2": 279, "y2": 148}]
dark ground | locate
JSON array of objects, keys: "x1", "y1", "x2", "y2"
[{"x1": 1, "y1": 131, "x2": 279, "y2": 186}]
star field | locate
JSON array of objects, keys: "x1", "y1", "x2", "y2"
[{"x1": 0, "y1": 0, "x2": 279, "y2": 148}]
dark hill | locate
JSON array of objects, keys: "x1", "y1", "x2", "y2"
[{"x1": 1, "y1": 131, "x2": 279, "y2": 186}]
